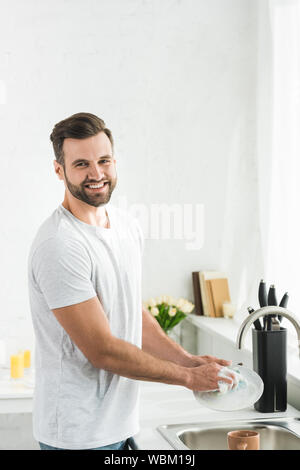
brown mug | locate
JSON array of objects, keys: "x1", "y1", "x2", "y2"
[{"x1": 227, "y1": 430, "x2": 260, "y2": 450}]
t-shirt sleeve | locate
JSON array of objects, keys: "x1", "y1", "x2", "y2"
[{"x1": 31, "y1": 237, "x2": 97, "y2": 310}]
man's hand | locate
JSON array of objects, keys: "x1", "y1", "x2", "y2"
[
  {"x1": 188, "y1": 354, "x2": 232, "y2": 368},
  {"x1": 186, "y1": 362, "x2": 235, "y2": 392}
]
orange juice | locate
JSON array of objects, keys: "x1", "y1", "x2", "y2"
[
  {"x1": 23, "y1": 350, "x2": 31, "y2": 368},
  {"x1": 10, "y1": 354, "x2": 24, "y2": 379}
]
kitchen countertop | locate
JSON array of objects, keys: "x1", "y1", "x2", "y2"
[
  {"x1": 0, "y1": 368, "x2": 35, "y2": 414},
  {"x1": 1, "y1": 369, "x2": 300, "y2": 450},
  {"x1": 0, "y1": 368, "x2": 34, "y2": 399}
]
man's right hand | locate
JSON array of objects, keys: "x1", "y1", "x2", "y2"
[{"x1": 185, "y1": 362, "x2": 235, "y2": 392}]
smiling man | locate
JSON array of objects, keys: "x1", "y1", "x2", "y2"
[{"x1": 28, "y1": 112, "x2": 233, "y2": 451}]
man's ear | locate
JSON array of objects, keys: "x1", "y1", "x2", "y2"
[{"x1": 53, "y1": 160, "x2": 64, "y2": 181}]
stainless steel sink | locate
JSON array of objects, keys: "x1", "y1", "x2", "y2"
[{"x1": 157, "y1": 417, "x2": 300, "y2": 450}]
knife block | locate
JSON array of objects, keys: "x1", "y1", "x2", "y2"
[{"x1": 252, "y1": 327, "x2": 287, "y2": 412}]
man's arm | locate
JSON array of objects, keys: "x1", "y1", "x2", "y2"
[
  {"x1": 142, "y1": 307, "x2": 232, "y2": 368},
  {"x1": 52, "y1": 296, "x2": 234, "y2": 392},
  {"x1": 142, "y1": 306, "x2": 196, "y2": 367}
]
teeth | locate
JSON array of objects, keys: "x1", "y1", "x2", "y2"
[{"x1": 87, "y1": 183, "x2": 105, "y2": 188}]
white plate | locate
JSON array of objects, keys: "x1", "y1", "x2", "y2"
[{"x1": 193, "y1": 366, "x2": 264, "y2": 411}]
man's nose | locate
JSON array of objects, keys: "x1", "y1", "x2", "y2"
[{"x1": 87, "y1": 163, "x2": 105, "y2": 181}]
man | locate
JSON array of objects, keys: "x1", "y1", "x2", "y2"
[{"x1": 28, "y1": 112, "x2": 233, "y2": 451}]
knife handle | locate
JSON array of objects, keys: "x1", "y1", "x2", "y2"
[
  {"x1": 248, "y1": 307, "x2": 262, "y2": 330},
  {"x1": 267, "y1": 284, "x2": 278, "y2": 329},
  {"x1": 279, "y1": 292, "x2": 289, "y2": 308},
  {"x1": 258, "y1": 279, "x2": 268, "y2": 307},
  {"x1": 278, "y1": 292, "x2": 289, "y2": 322},
  {"x1": 268, "y1": 284, "x2": 277, "y2": 306}
]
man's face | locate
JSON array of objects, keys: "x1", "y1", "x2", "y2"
[{"x1": 55, "y1": 131, "x2": 117, "y2": 207}]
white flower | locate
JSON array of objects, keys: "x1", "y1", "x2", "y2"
[
  {"x1": 182, "y1": 302, "x2": 194, "y2": 313},
  {"x1": 176, "y1": 299, "x2": 195, "y2": 314},
  {"x1": 156, "y1": 296, "x2": 163, "y2": 305},
  {"x1": 176, "y1": 298, "x2": 185, "y2": 309},
  {"x1": 150, "y1": 307, "x2": 159, "y2": 317},
  {"x1": 168, "y1": 307, "x2": 177, "y2": 317},
  {"x1": 185, "y1": 302, "x2": 194, "y2": 313},
  {"x1": 180, "y1": 302, "x2": 190, "y2": 313},
  {"x1": 147, "y1": 298, "x2": 157, "y2": 308}
]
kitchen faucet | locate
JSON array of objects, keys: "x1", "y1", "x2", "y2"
[{"x1": 236, "y1": 306, "x2": 300, "y2": 357}]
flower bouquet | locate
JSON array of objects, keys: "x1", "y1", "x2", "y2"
[{"x1": 143, "y1": 295, "x2": 194, "y2": 334}]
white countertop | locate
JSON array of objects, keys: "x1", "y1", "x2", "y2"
[
  {"x1": 1, "y1": 368, "x2": 300, "y2": 450},
  {"x1": 0, "y1": 368, "x2": 34, "y2": 399},
  {"x1": 0, "y1": 368, "x2": 35, "y2": 413}
]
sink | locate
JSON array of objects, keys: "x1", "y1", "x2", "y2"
[{"x1": 157, "y1": 417, "x2": 300, "y2": 450}]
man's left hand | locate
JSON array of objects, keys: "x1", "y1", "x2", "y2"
[{"x1": 188, "y1": 354, "x2": 232, "y2": 368}]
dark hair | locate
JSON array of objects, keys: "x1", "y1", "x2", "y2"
[{"x1": 50, "y1": 112, "x2": 114, "y2": 166}]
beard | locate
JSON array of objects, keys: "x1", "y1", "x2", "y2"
[{"x1": 63, "y1": 167, "x2": 117, "y2": 208}]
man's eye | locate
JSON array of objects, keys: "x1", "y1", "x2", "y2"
[{"x1": 75, "y1": 160, "x2": 110, "y2": 167}]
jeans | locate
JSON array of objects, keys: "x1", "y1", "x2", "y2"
[{"x1": 39, "y1": 436, "x2": 138, "y2": 450}]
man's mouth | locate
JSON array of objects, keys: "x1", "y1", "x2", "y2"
[{"x1": 84, "y1": 181, "x2": 109, "y2": 192}]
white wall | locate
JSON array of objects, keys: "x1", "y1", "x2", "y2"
[{"x1": 0, "y1": 0, "x2": 261, "y2": 361}]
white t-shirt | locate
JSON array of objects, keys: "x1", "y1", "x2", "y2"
[{"x1": 27, "y1": 203, "x2": 144, "y2": 449}]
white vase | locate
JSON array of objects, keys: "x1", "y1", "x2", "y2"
[{"x1": 167, "y1": 323, "x2": 181, "y2": 344}]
